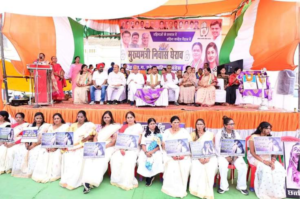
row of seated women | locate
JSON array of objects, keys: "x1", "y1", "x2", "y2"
[{"x1": 0, "y1": 111, "x2": 286, "y2": 199}]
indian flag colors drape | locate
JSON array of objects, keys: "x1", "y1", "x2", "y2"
[{"x1": 220, "y1": 0, "x2": 299, "y2": 71}]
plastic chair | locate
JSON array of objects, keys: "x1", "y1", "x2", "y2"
[{"x1": 214, "y1": 164, "x2": 236, "y2": 187}]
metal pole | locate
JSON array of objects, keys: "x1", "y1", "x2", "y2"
[
  {"x1": 298, "y1": 43, "x2": 300, "y2": 112},
  {"x1": 0, "y1": 14, "x2": 9, "y2": 104}
]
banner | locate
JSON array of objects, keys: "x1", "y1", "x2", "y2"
[
  {"x1": 115, "y1": 133, "x2": 139, "y2": 150},
  {"x1": 120, "y1": 19, "x2": 222, "y2": 72},
  {"x1": 56, "y1": 132, "x2": 74, "y2": 148},
  {"x1": 220, "y1": 139, "x2": 245, "y2": 157},
  {"x1": 0, "y1": 128, "x2": 14, "y2": 142},
  {"x1": 21, "y1": 127, "x2": 38, "y2": 143},
  {"x1": 190, "y1": 141, "x2": 216, "y2": 159},
  {"x1": 254, "y1": 137, "x2": 283, "y2": 155},
  {"x1": 83, "y1": 142, "x2": 106, "y2": 159},
  {"x1": 41, "y1": 133, "x2": 56, "y2": 148},
  {"x1": 284, "y1": 142, "x2": 300, "y2": 198},
  {"x1": 165, "y1": 138, "x2": 190, "y2": 156}
]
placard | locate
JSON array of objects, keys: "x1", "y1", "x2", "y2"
[
  {"x1": 190, "y1": 141, "x2": 216, "y2": 159},
  {"x1": 220, "y1": 139, "x2": 245, "y2": 157},
  {"x1": 115, "y1": 133, "x2": 139, "y2": 150},
  {"x1": 21, "y1": 127, "x2": 38, "y2": 143},
  {"x1": 284, "y1": 141, "x2": 300, "y2": 198},
  {"x1": 165, "y1": 138, "x2": 190, "y2": 156},
  {"x1": 56, "y1": 132, "x2": 74, "y2": 148},
  {"x1": 254, "y1": 137, "x2": 283, "y2": 155},
  {"x1": 83, "y1": 142, "x2": 106, "y2": 158},
  {"x1": 0, "y1": 128, "x2": 14, "y2": 142},
  {"x1": 41, "y1": 133, "x2": 56, "y2": 148}
]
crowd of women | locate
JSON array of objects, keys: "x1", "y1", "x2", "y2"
[{"x1": 0, "y1": 110, "x2": 287, "y2": 199}]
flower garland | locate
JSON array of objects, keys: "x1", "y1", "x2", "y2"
[
  {"x1": 244, "y1": 73, "x2": 254, "y2": 81},
  {"x1": 257, "y1": 73, "x2": 266, "y2": 84}
]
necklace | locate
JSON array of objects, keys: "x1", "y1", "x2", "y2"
[
  {"x1": 245, "y1": 73, "x2": 254, "y2": 81},
  {"x1": 257, "y1": 73, "x2": 266, "y2": 84}
]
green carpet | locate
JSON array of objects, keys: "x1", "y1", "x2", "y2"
[{"x1": 0, "y1": 173, "x2": 259, "y2": 199}]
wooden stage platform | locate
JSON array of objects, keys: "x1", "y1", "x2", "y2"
[{"x1": 4, "y1": 101, "x2": 300, "y2": 132}]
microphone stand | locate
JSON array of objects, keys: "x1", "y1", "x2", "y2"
[{"x1": 33, "y1": 58, "x2": 40, "y2": 108}]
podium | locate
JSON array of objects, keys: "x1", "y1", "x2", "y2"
[{"x1": 27, "y1": 64, "x2": 53, "y2": 105}]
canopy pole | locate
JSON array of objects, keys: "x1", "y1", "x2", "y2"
[
  {"x1": 0, "y1": 14, "x2": 9, "y2": 104},
  {"x1": 298, "y1": 43, "x2": 300, "y2": 112}
]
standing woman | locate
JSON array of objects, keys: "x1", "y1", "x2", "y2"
[
  {"x1": 73, "y1": 64, "x2": 92, "y2": 104},
  {"x1": 248, "y1": 122, "x2": 286, "y2": 199},
  {"x1": 189, "y1": 119, "x2": 218, "y2": 199},
  {"x1": 137, "y1": 118, "x2": 164, "y2": 186},
  {"x1": 69, "y1": 56, "x2": 83, "y2": 98},
  {"x1": 32, "y1": 113, "x2": 69, "y2": 183},
  {"x1": 162, "y1": 116, "x2": 191, "y2": 198},
  {"x1": 0, "y1": 111, "x2": 12, "y2": 174},
  {"x1": 12, "y1": 112, "x2": 50, "y2": 178},
  {"x1": 110, "y1": 111, "x2": 143, "y2": 190},
  {"x1": 179, "y1": 66, "x2": 196, "y2": 105},
  {"x1": 60, "y1": 110, "x2": 96, "y2": 190},
  {"x1": 82, "y1": 111, "x2": 121, "y2": 194},
  {"x1": 0, "y1": 112, "x2": 29, "y2": 174},
  {"x1": 215, "y1": 116, "x2": 248, "y2": 195},
  {"x1": 51, "y1": 56, "x2": 66, "y2": 102},
  {"x1": 225, "y1": 67, "x2": 241, "y2": 105}
]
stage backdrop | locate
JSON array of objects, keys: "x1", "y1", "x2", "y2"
[{"x1": 120, "y1": 19, "x2": 222, "y2": 72}]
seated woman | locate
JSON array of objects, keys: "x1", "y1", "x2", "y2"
[
  {"x1": 74, "y1": 64, "x2": 92, "y2": 104},
  {"x1": 217, "y1": 67, "x2": 229, "y2": 88},
  {"x1": 60, "y1": 110, "x2": 96, "y2": 190},
  {"x1": 12, "y1": 112, "x2": 50, "y2": 178},
  {"x1": 82, "y1": 111, "x2": 121, "y2": 194},
  {"x1": 248, "y1": 122, "x2": 286, "y2": 198},
  {"x1": 225, "y1": 67, "x2": 241, "y2": 105},
  {"x1": 179, "y1": 66, "x2": 196, "y2": 105},
  {"x1": 0, "y1": 111, "x2": 12, "y2": 174},
  {"x1": 189, "y1": 119, "x2": 218, "y2": 199},
  {"x1": 195, "y1": 67, "x2": 217, "y2": 107},
  {"x1": 162, "y1": 116, "x2": 191, "y2": 198},
  {"x1": 137, "y1": 118, "x2": 164, "y2": 186},
  {"x1": 32, "y1": 113, "x2": 69, "y2": 183},
  {"x1": 110, "y1": 111, "x2": 143, "y2": 190}
]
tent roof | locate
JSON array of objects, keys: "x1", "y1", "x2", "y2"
[{"x1": 137, "y1": 0, "x2": 244, "y2": 18}]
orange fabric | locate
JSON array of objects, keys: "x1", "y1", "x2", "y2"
[
  {"x1": 250, "y1": 0, "x2": 299, "y2": 71},
  {"x1": 4, "y1": 105, "x2": 299, "y2": 132},
  {"x1": 2, "y1": 13, "x2": 56, "y2": 75},
  {"x1": 0, "y1": 62, "x2": 3, "y2": 110},
  {"x1": 137, "y1": 0, "x2": 242, "y2": 17}
]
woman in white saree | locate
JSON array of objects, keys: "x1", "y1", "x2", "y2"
[
  {"x1": 162, "y1": 116, "x2": 192, "y2": 198},
  {"x1": 32, "y1": 113, "x2": 69, "y2": 183},
  {"x1": 110, "y1": 111, "x2": 143, "y2": 190},
  {"x1": 82, "y1": 111, "x2": 121, "y2": 194},
  {"x1": 189, "y1": 119, "x2": 218, "y2": 199},
  {"x1": 12, "y1": 112, "x2": 50, "y2": 178},
  {"x1": 0, "y1": 111, "x2": 12, "y2": 174},
  {"x1": 60, "y1": 110, "x2": 96, "y2": 190},
  {"x1": 137, "y1": 118, "x2": 164, "y2": 186},
  {"x1": 248, "y1": 122, "x2": 286, "y2": 199}
]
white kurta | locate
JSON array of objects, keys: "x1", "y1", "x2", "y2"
[
  {"x1": 161, "y1": 73, "x2": 180, "y2": 101},
  {"x1": 127, "y1": 73, "x2": 144, "y2": 101},
  {"x1": 82, "y1": 124, "x2": 121, "y2": 187},
  {"x1": 60, "y1": 122, "x2": 96, "y2": 190},
  {"x1": 32, "y1": 123, "x2": 70, "y2": 183},
  {"x1": 110, "y1": 123, "x2": 143, "y2": 190},
  {"x1": 137, "y1": 131, "x2": 164, "y2": 177},
  {"x1": 107, "y1": 71, "x2": 126, "y2": 101},
  {"x1": 0, "y1": 122, "x2": 12, "y2": 174},
  {"x1": 189, "y1": 132, "x2": 218, "y2": 199},
  {"x1": 162, "y1": 128, "x2": 192, "y2": 198},
  {"x1": 11, "y1": 123, "x2": 50, "y2": 178}
]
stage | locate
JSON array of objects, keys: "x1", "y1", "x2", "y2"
[{"x1": 4, "y1": 101, "x2": 300, "y2": 135}]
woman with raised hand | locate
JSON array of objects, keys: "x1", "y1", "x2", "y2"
[
  {"x1": 60, "y1": 110, "x2": 96, "y2": 190},
  {"x1": 248, "y1": 122, "x2": 286, "y2": 198},
  {"x1": 137, "y1": 118, "x2": 164, "y2": 186},
  {"x1": 0, "y1": 112, "x2": 27, "y2": 174},
  {"x1": 12, "y1": 112, "x2": 50, "y2": 178},
  {"x1": 82, "y1": 111, "x2": 121, "y2": 194},
  {"x1": 32, "y1": 113, "x2": 69, "y2": 183},
  {"x1": 110, "y1": 111, "x2": 143, "y2": 190},
  {"x1": 161, "y1": 116, "x2": 191, "y2": 198},
  {"x1": 189, "y1": 119, "x2": 218, "y2": 199}
]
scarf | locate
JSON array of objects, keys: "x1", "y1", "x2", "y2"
[
  {"x1": 163, "y1": 72, "x2": 175, "y2": 82},
  {"x1": 150, "y1": 74, "x2": 158, "y2": 85},
  {"x1": 119, "y1": 124, "x2": 129, "y2": 133},
  {"x1": 220, "y1": 128, "x2": 236, "y2": 140}
]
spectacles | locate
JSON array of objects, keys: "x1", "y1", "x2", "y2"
[{"x1": 228, "y1": 123, "x2": 235, "y2": 126}]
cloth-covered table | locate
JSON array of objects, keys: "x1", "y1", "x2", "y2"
[{"x1": 135, "y1": 88, "x2": 168, "y2": 107}]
